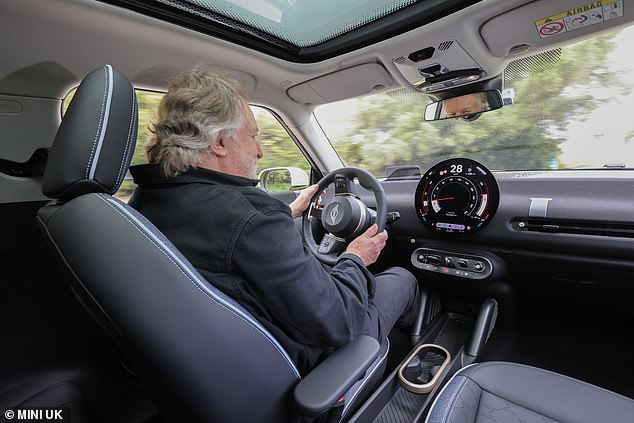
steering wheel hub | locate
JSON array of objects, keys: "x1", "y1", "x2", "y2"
[{"x1": 321, "y1": 196, "x2": 368, "y2": 239}]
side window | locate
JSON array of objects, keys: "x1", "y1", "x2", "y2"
[
  {"x1": 252, "y1": 106, "x2": 311, "y2": 192},
  {"x1": 63, "y1": 93, "x2": 311, "y2": 198},
  {"x1": 117, "y1": 90, "x2": 163, "y2": 201},
  {"x1": 63, "y1": 89, "x2": 163, "y2": 202}
]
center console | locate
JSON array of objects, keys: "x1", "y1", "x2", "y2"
[{"x1": 347, "y1": 297, "x2": 498, "y2": 423}]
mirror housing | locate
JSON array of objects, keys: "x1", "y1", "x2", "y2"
[
  {"x1": 259, "y1": 167, "x2": 309, "y2": 192},
  {"x1": 424, "y1": 90, "x2": 504, "y2": 121}
]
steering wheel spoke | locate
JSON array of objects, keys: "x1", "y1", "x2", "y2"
[
  {"x1": 308, "y1": 203, "x2": 323, "y2": 221},
  {"x1": 317, "y1": 233, "x2": 346, "y2": 255},
  {"x1": 334, "y1": 174, "x2": 357, "y2": 196}
]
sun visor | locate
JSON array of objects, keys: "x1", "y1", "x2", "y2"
[
  {"x1": 287, "y1": 64, "x2": 396, "y2": 105},
  {"x1": 132, "y1": 66, "x2": 257, "y2": 96},
  {"x1": 481, "y1": 0, "x2": 632, "y2": 57}
]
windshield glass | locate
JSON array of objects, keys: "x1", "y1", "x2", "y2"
[{"x1": 314, "y1": 26, "x2": 634, "y2": 177}]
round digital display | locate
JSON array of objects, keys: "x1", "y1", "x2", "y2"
[{"x1": 414, "y1": 158, "x2": 499, "y2": 235}]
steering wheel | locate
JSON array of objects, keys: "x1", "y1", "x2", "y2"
[{"x1": 302, "y1": 167, "x2": 387, "y2": 266}]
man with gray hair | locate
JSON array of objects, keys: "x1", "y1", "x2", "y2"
[
  {"x1": 442, "y1": 92, "x2": 491, "y2": 119},
  {"x1": 129, "y1": 69, "x2": 419, "y2": 375}
]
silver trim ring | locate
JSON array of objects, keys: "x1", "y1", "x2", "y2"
[{"x1": 351, "y1": 198, "x2": 367, "y2": 238}]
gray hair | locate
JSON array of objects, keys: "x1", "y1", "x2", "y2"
[
  {"x1": 475, "y1": 92, "x2": 489, "y2": 109},
  {"x1": 145, "y1": 69, "x2": 247, "y2": 178}
]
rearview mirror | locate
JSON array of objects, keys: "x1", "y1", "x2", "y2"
[{"x1": 424, "y1": 90, "x2": 503, "y2": 121}]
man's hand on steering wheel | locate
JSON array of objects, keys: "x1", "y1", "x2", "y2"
[
  {"x1": 346, "y1": 224, "x2": 388, "y2": 266},
  {"x1": 289, "y1": 184, "x2": 321, "y2": 218}
]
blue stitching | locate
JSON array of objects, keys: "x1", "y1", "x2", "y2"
[
  {"x1": 16, "y1": 382, "x2": 70, "y2": 408},
  {"x1": 443, "y1": 376, "x2": 468, "y2": 422},
  {"x1": 95, "y1": 194, "x2": 301, "y2": 380},
  {"x1": 85, "y1": 66, "x2": 109, "y2": 180},
  {"x1": 88, "y1": 65, "x2": 114, "y2": 180},
  {"x1": 343, "y1": 337, "x2": 390, "y2": 415},
  {"x1": 115, "y1": 88, "x2": 136, "y2": 188}
]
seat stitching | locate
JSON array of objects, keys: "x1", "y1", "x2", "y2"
[
  {"x1": 85, "y1": 66, "x2": 109, "y2": 180},
  {"x1": 478, "y1": 386, "x2": 561, "y2": 422},
  {"x1": 343, "y1": 337, "x2": 390, "y2": 415},
  {"x1": 98, "y1": 195, "x2": 300, "y2": 379},
  {"x1": 95, "y1": 194, "x2": 301, "y2": 380},
  {"x1": 15, "y1": 382, "x2": 69, "y2": 408},
  {"x1": 425, "y1": 363, "x2": 480, "y2": 423},
  {"x1": 443, "y1": 375, "x2": 468, "y2": 422},
  {"x1": 474, "y1": 379, "x2": 483, "y2": 422},
  {"x1": 115, "y1": 89, "x2": 136, "y2": 188}
]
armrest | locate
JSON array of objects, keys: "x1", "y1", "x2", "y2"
[{"x1": 293, "y1": 335, "x2": 380, "y2": 417}]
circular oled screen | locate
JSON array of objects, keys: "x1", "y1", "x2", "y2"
[{"x1": 414, "y1": 158, "x2": 499, "y2": 236}]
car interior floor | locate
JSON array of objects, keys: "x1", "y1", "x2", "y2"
[{"x1": 478, "y1": 295, "x2": 634, "y2": 399}]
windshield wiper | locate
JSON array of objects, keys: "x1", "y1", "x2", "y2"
[{"x1": 603, "y1": 163, "x2": 626, "y2": 169}]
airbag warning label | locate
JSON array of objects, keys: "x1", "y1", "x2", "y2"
[{"x1": 535, "y1": 0, "x2": 623, "y2": 39}]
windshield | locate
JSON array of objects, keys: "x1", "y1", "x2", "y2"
[{"x1": 314, "y1": 26, "x2": 634, "y2": 177}]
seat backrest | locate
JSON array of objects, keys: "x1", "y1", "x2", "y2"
[{"x1": 37, "y1": 65, "x2": 300, "y2": 423}]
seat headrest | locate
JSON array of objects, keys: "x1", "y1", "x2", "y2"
[{"x1": 43, "y1": 65, "x2": 138, "y2": 200}]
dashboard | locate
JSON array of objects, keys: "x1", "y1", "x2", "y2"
[
  {"x1": 373, "y1": 163, "x2": 634, "y2": 259},
  {"x1": 353, "y1": 160, "x2": 634, "y2": 310}
]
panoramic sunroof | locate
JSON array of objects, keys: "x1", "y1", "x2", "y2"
[
  {"x1": 157, "y1": 0, "x2": 418, "y2": 47},
  {"x1": 105, "y1": 0, "x2": 481, "y2": 62}
]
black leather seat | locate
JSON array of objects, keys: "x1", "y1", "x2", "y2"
[
  {"x1": 426, "y1": 361, "x2": 634, "y2": 423},
  {"x1": 36, "y1": 65, "x2": 385, "y2": 422}
]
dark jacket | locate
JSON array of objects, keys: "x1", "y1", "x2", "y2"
[{"x1": 128, "y1": 164, "x2": 376, "y2": 374}]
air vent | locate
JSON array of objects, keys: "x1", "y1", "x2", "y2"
[
  {"x1": 408, "y1": 47, "x2": 435, "y2": 62},
  {"x1": 438, "y1": 40, "x2": 454, "y2": 51},
  {"x1": 394, "y1": 56, "x2": 406, "y2": 64},
  {"x1": 512, "y1": 218, "x2": 634, "y2": 238}
]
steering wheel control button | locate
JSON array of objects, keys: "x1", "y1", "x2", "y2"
[
  {"x1": 410, "y1": 247, "x2": 493, "y2": 280},
  {"x1": 334, "y1": 175, "x2": 350, "y2": 194},
  {"x1": 318, "y1": 233, "x2": 346, "y2": 255},
  {"x1": 319, "y1": 239, "x2": 330, "y2": 252}
]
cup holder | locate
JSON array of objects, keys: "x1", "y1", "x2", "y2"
[{"x1": 397, "y1": 344, "x2": 451, "y2": 394}]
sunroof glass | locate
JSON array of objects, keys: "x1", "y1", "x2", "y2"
[{"x1": 152, "y1": 0, "x2": 418, "y2": 47}]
